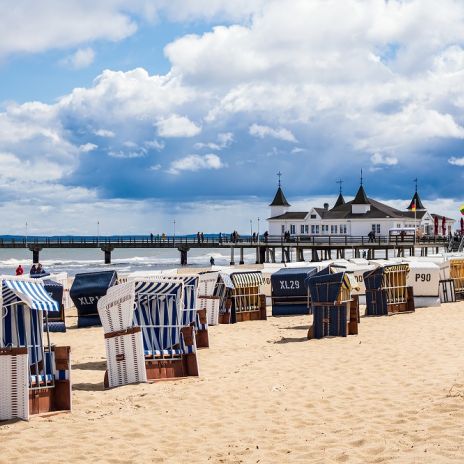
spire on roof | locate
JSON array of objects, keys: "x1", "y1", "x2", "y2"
[
  {"x1": 269, "y1": 172, "x2": 290, "y2": 207},
  {"x1": 352, "y1": 172, "x2": 369, "y2": 204},
  {"x1": 334, "y1": 178, "x2": 345, "y2": 207},
  {"x1": 407, "y1": 179, "x2": 425, "y2": 210}
]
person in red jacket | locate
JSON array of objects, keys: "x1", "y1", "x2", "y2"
[{"x1": 15, "y1": 264, "x2": 24, "y2": 276}]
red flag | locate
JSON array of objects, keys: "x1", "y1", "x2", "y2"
[
  {"x1": 434, "y1": 216, "x2": 439, "y2": 236},
  {"x1": 411, "y1": 201, "x2": 416, "y2": 212}
]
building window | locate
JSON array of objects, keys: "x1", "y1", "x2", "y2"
[
  {"x1": 290, "y1": 224, "x2": 296, "y2": 235},
  {"x1": 310, "y1": 214, "x2": 317, "y2": 219},
  {"x1": 300, "y1": 225, "x2": 305, "y2": 234},
  {"x1": 322, "y1": 225, "x2": 328, "y2": 233},
  {"x1": 281, "y1": 225, "x2": 285, "y2": 234},
  {"x1": 377, "y1": 224, "x2": 380, "y2": 234},
  {"x1": 311, "y1": 225, "x2": 320, "y2": 234},
  {"x1": 372, "y1": 224, "x2": 380, "y2": 234},
  {"x1": 340, "y1": 224, "x2": 347, "y2": 234},
  {"x1": 316, "y1": 225, "x2": 319, "y2": 234},
  {"x1": 305, "y1": 225, "x2": 309, "y2": 234},
  {"x1": 331, "y1": 225, "x2": 338, "y2": 234}
]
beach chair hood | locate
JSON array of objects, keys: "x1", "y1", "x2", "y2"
[{"x1": 2, "y1": 279, "x2": 59, "y2": 312}]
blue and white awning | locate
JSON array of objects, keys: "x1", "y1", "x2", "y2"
[{"x1": 2, "y1": 279, "x2": 59, "y2": 312}]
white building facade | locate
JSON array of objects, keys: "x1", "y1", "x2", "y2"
[{"x1": 267, "y1": 183, "x2": 455, "y2": 238}]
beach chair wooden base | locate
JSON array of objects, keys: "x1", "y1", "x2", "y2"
[
  {"x1": 145, "y1": 352, "x2": 199, "y2": 380},
  {"x1": 387, "y1": 287, "x2": 415, "y2": 315},
  {"x1": 308, "y1": 303, "x2": 358, "y2": 340},
  {"x1": 0, "y1": 345, "x2": 71, "y2": 421},
  {"x1": 439, "y1": 279, "x2": 456, "y2": 303},
  {"x1": 348, "y1": 297, "x2": 359, "y2": 335},
  {"x1": 195, "y1": 308, "x2": 209, "y2": 348},
  {"x1": 232, "y1": 295, "x2": 267, "y2": 323},
  {"x1": 196, "y1": 330, "x2": 209, "y2": 348}
]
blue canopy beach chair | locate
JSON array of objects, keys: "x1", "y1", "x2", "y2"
[{"x1": 0, "y1": 278, "x2": 71, "y2": 421}]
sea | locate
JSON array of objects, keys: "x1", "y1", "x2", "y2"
[{"x1": 0, "y1": 247, "x2": 260, "y2": 277}]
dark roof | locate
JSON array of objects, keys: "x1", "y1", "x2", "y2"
[
  {"x1": 407, "y1": 191, "x2": 425, "y2": 210},
  {"x1": 269, "y1": 187, "x2": 290, "y2": 207},
  {"x1": 268, "y1": 212, "x2": 307, "y2": 220},
  {"x1": 333, "y1": 193, "x2": 345, "y2": 208},
  {"x1": 352, "y1": 185, "x2": 369, "y2": 204},
  {"x1": 316, "y1": 197, "x2": 427, "y2": 220}
]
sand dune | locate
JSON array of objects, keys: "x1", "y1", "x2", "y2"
[{"x1": 1, "y1": 304, "x2": 464, "y2": 463}]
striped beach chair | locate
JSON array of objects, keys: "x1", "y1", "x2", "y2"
[
  {"x1": 228, "y1": 271, "x2": 266, "y2": 323},
  {"x1": 306, "y1": 268, "x2": 358, "y2": 339},
  {"x1": 197, "y1": 272, "x2": 221, "y2": 326},
  {"x1": 363, "y1": 264, "x2": 415, "y2": 316},
  {"x1": 0, "y1": 277, "x2": 71, "y2": 421},
  {"x1": 43, "y1": 279, "x2": 66, "y2": 332},
  {"x1": 97, "y1": 279, "x2": 199, "y2": 388}
]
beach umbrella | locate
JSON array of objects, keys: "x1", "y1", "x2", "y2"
[
  {"x1": 442, "y1": 216, "x2": 446, "y2": 236},
  {"x1": 434, "y1": 216, "x2": 439, "y2": 236},
  {"x1": 460, "y1": 204, "x2": 464, "y2": 215}
]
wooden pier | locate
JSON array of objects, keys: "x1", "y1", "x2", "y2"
[{"x1": 0, "y1": 235, "x2": 451, "y2": 265}]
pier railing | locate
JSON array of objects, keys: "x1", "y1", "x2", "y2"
[{"x1": 0, "y1": 234, "x2": 450, "y2": 248}]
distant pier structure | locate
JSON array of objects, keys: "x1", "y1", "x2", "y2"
[{"x1": 0, "y1": 233, "x2": 451, "y2": 266}]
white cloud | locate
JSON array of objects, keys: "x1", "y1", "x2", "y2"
[
  {"x1": 168, "y1": 154, "x2": 225, "y2": 174},
  {"x1": 150, "y1": 164, "x2": 162, "y2": 171},
  {"x1": 108, "y1": 149, "x2": 146, "y2": 159},
  {"x1": 79, "y1": 143, "x2": 97, "y2": 152},
  {"x1": 156, "y1": 114, "x2": 201, "y2": 138},
  {"x1": 60, "y1": 47, "x2": 95, "y2": 69},
  {"x1": 249, "y1": 124, "x2": 297, "y2": 142},
  {"x1": 94, "y1": 129, "x2": 115, "y2": 138},
  {"x1": 194, "y1": 132, "x2": 234, "y2": 150},
  {"x1": 144, "y1": 140, "x2": 165, "y2": 151},
  {"x1": 448, "y1": 156, "x2": 464, "y2": 166},
  {"x1": 371, "y1": 152, "x2": 398, "y2": 166}
]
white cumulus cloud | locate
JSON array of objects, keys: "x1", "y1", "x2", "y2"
[
  {"x1": 371, "y1": 152, "x2": 398, "y2": 166},
  {"x1": 249, "y1": 124, "x2": 297, "y2": 142},
  {"x1": 60, "y1": 47, "x2": 95, "y2": 69},
  {"x1": 448, "y1": 156, "x2": 464, "y2": 166},
  {"x1": 156, "y1": 114, "x2": 201, "y2": 138},
  {"x1": 168, "y1": 154, "x2": 225, "y2": 174}
]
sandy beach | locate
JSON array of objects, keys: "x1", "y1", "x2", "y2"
[{"x1": 1, "y1": 303, "x2": 464, "y2": 464}]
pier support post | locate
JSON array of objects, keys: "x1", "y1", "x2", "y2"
[
  {"x1": 281, "y1": 247, "x2": 285, "y2": 263},
  {"x1": 385, "y1": 248, "x2": 388, "y2": 259},
  {"x1": 230, "y1": 247, "x2": 235, "y2": 266},
  {"x1": 240, "y1": 248, "x2": 244, "y2": 265},
  {"x1": 265, "y1": 248, "x2": 270, "y2": 263},
  {"x1": 255, "y1": 247, "x2": 259, "y2": 264},
  {"x1": 28, "y1": 245, "x2": 43, "y2": 264},
  {"x1": 296, "y1": 248, "x2": 304, "y2": 262},
  {"x1": 285, "y1": 247, "x2": 291, "y2": 262},
  {"x1": 311, "y1": 249, "x2": 320, "y2": 262},
  {"x1": 271, "y1": 248, "x2": 276, "y2": 263},
  {"x1": 177, "y1": 246, "x2": 190, "y2": 266},
  {"x1": 101, "y1": 245, "x2": 115, "y2": 264}
]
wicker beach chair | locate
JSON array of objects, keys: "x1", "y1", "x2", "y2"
[
  {"x1": 70, "y1": 270, "x2": 118, "y2": 328},
  {"x1": 97, "y1": 279, "x2": 199, "y2": 388},
  {"x1": 0, "y1": 277, "x2": 71, "y2": 421},
  {"x1": 306, "y1": 269, "x2": 358, "y2": 339},
  {"x1": 363, "y1": 264, "x2": 415, "y2": 316}
]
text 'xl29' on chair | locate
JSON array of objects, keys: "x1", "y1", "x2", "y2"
[
  {"x1": 0, "y1": 277, "x2": 71, "y2": 421},
  {"x1": 306, "y1": 268, "x2": 359, "y2": 339},
  {"x1": 70, "y1": 270, "x2": 118, "y2": 328},
  {"x1": 97, "y1": 280, "x2": 199, "y2": 389},
  {"x1": 363, "y1": 264, "x2": 415, "y2": 316}
]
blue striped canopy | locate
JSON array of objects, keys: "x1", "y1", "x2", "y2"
[{"x1": 2, "y1": 279, "x2": 59, "y2": 312}]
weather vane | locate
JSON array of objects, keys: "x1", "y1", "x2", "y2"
[
  {"x1": 413, "y1": 177, "x2": 418, "y2": 193},
  {"x1": 277, "y1": 171, "x2": 282, "y2": 188},
  {"x1": 336, "y1": 178, "x2": 343, "y2": 195},
  {"x1": 360, "y1": 168, "x2": 363, "y2": 186}
]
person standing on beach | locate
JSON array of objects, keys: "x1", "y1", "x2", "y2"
[{"x1": 15, "y1": 264, "x2": 24, "y2": 276}]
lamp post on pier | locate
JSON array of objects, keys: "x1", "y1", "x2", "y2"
[
  {"x1": 173, "y1": 220, "x2": 176, "y2": 244},
  {"x1": 257, "y1": 217, "x2": 260, "y2": 242},
  {"x1": 25, "y1": 221, "x2": 28, "y2": 246},
  {"x1": 250, "y1": 219, "x2": 253, "y2": 242}
]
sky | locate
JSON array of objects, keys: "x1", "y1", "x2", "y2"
[{"x1": 1, "y1": 0, "x2": 464, "y2": 235}]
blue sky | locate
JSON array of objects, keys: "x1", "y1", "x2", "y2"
[{"x1": 0, "y1": 0, "x2": 464, "y2": 234}]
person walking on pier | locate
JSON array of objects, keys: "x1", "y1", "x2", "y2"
[
  {"x1": 201, "y1": 232, "x2": 205, "y2": 243},
  {"x1": 210, "y1": 256, "x2": 215, "y2": 266},
  {"x1": 15, "y1": 264, "x2": 24, "y2": 276}
]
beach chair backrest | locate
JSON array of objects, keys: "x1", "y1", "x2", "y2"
[
  {"x1": 97, "y1": 282, "x2": 136, "y2": 333},
  {"x1": 382, "y1": 264, "x2": 409, "y2": 304},
  {"x1": 230, "y1": 272, "x2": 263, "y2": 313},
  {"x1": 1, "y1": 279, "x2": 59, "y2": 390},
  {"x1": 449, "y1": 259, "x2": 464, "y2": 292},
  {"x1": 134, "y1": 280, "x2": 184, "y2": 358}
]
